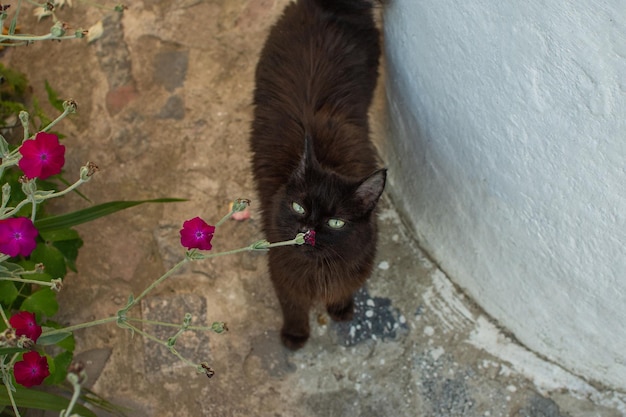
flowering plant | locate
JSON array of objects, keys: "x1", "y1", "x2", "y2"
[
  {"x1": 0, "y1": 1, "x2": 126, "y2": 48},
  {"x1": 0, "y1": 85, "x2": 314, "y2": 417}
]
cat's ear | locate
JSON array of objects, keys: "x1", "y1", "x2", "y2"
[{"x1": 355, "y1": 169, "x2": 387, "y2": 211}]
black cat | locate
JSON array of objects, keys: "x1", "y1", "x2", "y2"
[{"x1": 250, "y1": 0, "x2": 386, "y2": 350}]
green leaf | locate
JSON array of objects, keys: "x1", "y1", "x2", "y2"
[
  {"x1": 39, "y1": 228, "x2": 80, "y2": 242},
  {"x1": 56, "y1": 330, "x2": 75, "y2": 352},
  {"x1": 30, "y1": 242, "x2": 67, "y2": 280},
  {"x1": 0, "y1": 281, "x2": 18, "y2": 305},
  {"x1": 44, "y1": 80, "x2": 65, "y2": 112},
  {"x1": 15, "y1": 260, "x2": 52, "y2": 283},
  {"x1": 37, "y1": 331, "x2": 72, "y2": 346},
  {"x1": 48, "y1": 350, "x2": 73, "y2": 385},
  {"x1": 52, "y1": 237, "x2": 83, "y2": 273},
  {"x1": 0, "y1": 261, "x2": 25, "y2": 275},
  {"x1": 0, "y1": 385, "x2": 97, "y2": 417},
  {"x1": 34, "y1": 198, "x2": 186, "y2": 233},
  {"x1": 37, "y1": 228, "x2": 83, "y2": 272},
  {"x1": 20, "y1": 289, "x2": 58, "y2": 317},
  {"x1": 0, "y1": 347, "x2": 26, "y2": 356}
]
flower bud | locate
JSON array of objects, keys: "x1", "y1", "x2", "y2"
[
  {"x1": 20, "y1": 177, "x2": 37, "y2": 196},
  {"x1": 183, "y1": 313, "x2": 192, "y2": 329},
  {"x1": 231, "y1": 198, "x2": 250, "y2": 213},
  {"x1": 251, "y1": 240, "x2": 270, "y2": 250},
  {"x1": 63, "y1": 99, "x2": 78, "y2": 113},
  {"x1": 0, "y1": 134, "x2": 8, "y2": 158},
  {"x1": 200, "y1": 362, "x2": 215, "y2": 378},
  {"x1": 17, "y1": 335, "x2": 35, "y2": 350},
  {"x1": 50, "y1": 21, "x2": 66, "y2": 37},
  {"x1": 51, "y1": 278, "x2": 63, "y2": 292},
  {"x1": 0, "y1": 328, "x2": 17, "y2": 347},
  {"x1": 1, "y1": 183, "x2": 10, "y2": 207},
  {"x1": 79, "y1": 162, "x2": 99, "y2": 181},
  {"x1": 294, "y1": 233, "x2": 305, "y2": 245},
  {"x1": 18, "y1": 111, "x2": 29, "y2": 128},
  {"x1": 211, "y1": 322, "x2": 228, "y2": 334}
]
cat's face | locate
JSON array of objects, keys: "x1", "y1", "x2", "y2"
[{"x1": 268, "y1": 139, "x2": 386, "y2": 259}]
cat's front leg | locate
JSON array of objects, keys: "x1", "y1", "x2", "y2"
[
  {"x1": 326, "y1": 296, "x2": 355, "y2": 322},
  {"x1": 276, "y1": 293, "x2": 311, "y2": 350}
]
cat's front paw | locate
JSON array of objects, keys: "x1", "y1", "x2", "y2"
[
  {"x1": 327, "y1": 299, "x2": 355, "y2": 322},
  {"x1": 280, "y1": 328, "x2": 310, "y2": 350}
]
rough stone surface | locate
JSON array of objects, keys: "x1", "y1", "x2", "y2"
[{"x1": 4, "y1": 1, "x2": 624, "y2": 416}]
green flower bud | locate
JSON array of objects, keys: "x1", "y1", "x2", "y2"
[
  {"x1": 0, "y1": 135, "x2": 9, "y2": 158},
  {"x1": 20, "y1": 177, "x2": 37, "y2": 197},
  {"x1": 50, "y1": 21, "x2": 66, "y2": 37},
  {"x1": 250, "y1": 240, "x2": 270, "y2": 250},
  {"x1": 2, "y1": 183, "x2": 11, "y2": 207},
  {"x1": 294, "y1": 233, "x2": 306, "y2": 245},
  {"x1": 18, "y1": 111, "x2": 29, "y2": 127},
  {"x1": 231, "y1": 198, "x2": 250, "y2": 213},
  {"x1": 63, "y1": 99, "x2": 78, "y2": 113},
  {"x1": 79, "y1": 162, "x2": 98, "y2": 181},
  {"x1": 211, "y1": 321, "x2": 228, "y2": 334},
  {"x1": 182, "y1": 313, "x2": 192, "y2": 328}
]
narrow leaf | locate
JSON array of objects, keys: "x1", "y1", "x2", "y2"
[
  {"x1": 38, "y1": 331, "x2": 72, "y2": 346},
  {"x1": 34, "y1": 198, "x2": 186, "y2": 233},
  {"x1": 44, "y1": 80, "x2": 65, "y2": 112},
  {"x1": 0, "y1": 347, "x2": 25, "y2": 356},
  {"x1": 0, "y1": 385, "x2": 97, "y2": 417}
]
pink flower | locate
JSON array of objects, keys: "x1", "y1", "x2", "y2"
[
  {"x1": 304, "y1": 230, "x2": 316, "y2": 246},
  {"x1": 180, "y1": 217, "x2": 216, "y2": 251},
  {"x1": 9, "y1": 311, "x2": 42, "y2": 342},
  {"x1": 0, "y1": 217, "x2": 38, "y2": 257},
  {"x1": 13, "y1": 351, "x2": 50, "y2": 388},
  {"x1": 18, "y1": 132, "x2": 66, "y2": 179}
]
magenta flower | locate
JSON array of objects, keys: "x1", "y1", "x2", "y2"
[
  {"x1": 13, "y1": 351, "x2": 50, "y2": 388},
  {"x1": 180, "y1": 217, "x2": 216, "y2": 250},
  {"x1": 9, "y1": 311, "x2": 42, "y2": 342},
  {"x1": 0, "y1": 217, "x2": 38, "y2": 257},
  {"x1": 303, "y1": 230, "x2": 316, "y2": 246},
  {"x1": 18, "y1": 132, "x2": 66, "y2": 179}
]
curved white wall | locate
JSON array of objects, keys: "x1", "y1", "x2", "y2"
[{"x1": 382, "y1": 1, "x2": 626, "y2": 390}]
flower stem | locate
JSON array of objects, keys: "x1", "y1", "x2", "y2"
[
  {"x1": 43, "y1": 178, "x2": 87, "y2": 200},
  {"x1": 130, "y1": 257, "x2": 190, "y2": 308},
  {"x1": 264, "y1": 237, "x2": 301, "y2": 248},
  {"x1": 41, "y1": 316, "x2": 118, "y2": 337},
  {"x1": 0, "y1": 277, "x2": 56, "y2": 288},
  {"x1": 125, "y1": 317, "x2": 214, "y2": 332},
  {"x1": 41, "y1": 105, "x2": 73, "y2": 134},
  {"x1": 0, "y1": 197, "x2": 32, "y2": 219},
  {"x1": 122, "y1": 322, "x2": 197, "y2": 368},
  {"x1": 0, "y1": 306, "x2": 11, "y2": 329},
  {"x1": 3, "y1": 383, "x2": 21, "y2": 417},
  {"x1": 61, "y1": 375, "x2": 82, "y2": 417},
  {"x1": 214, "y1": 210, "x2": 233, "y2": 228}
]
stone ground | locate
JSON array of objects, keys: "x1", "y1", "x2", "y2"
[{"x1": 3, "y1": 1, "x2": 626, "y2": 416}]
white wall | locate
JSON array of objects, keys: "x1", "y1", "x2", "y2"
[{"x1": 382, "y1": 0, "x2": 626, "y2": 390}]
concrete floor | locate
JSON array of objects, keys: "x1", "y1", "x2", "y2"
[{"x1": 4, "y1": 0, "x2": 625, "y2": 416}]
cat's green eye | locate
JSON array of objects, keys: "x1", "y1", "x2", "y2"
[
  {"x1": 292, "y1": 202, "x2": 305, "y2": 215},
  {"x1": 327, "y1": 218, "x2": 345, "y2": 229}
]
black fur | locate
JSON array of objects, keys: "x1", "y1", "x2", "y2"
[{"x1": 250, "y1": 0, "x2": 385, "y2": 350}]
